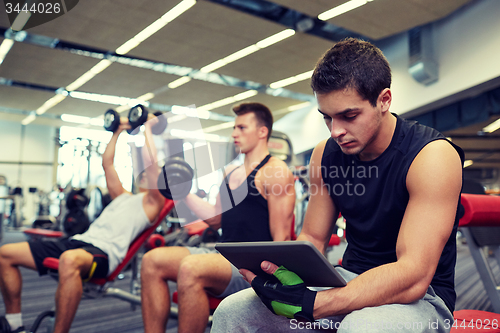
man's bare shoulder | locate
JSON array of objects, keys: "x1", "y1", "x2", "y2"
[{"x1": 259, "y1": 156, "x2": 293, "y2": 184}]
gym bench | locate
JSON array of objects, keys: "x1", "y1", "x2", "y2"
[
  {"x1": 28, "y1": 199, "x2": 174, "y2": 332},
  {"x1": 450, "y1": 193, "x2": 500, "y2": 332}
]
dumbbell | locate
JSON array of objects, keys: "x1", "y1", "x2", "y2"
[
  {"x1": 104, "y1": 109, "x2": 120, "y2": 132},
  {"x1": 66, "y1": 189, "x2": 89, "y2": 210},
  {"x1": 103, "y1": 105, "x2": 168, "y2": 135},
  {"x1": 127, "y1": 105, "x2": 168, "y2": 135},
  {"x1": 157, "y1": 157, "x2": 194, "y2": 200}
]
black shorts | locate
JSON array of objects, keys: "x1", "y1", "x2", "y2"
[{"x1": 28, "y1": 238, "x2": 109, "y2": 280}]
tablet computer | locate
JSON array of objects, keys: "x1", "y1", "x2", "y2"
[{"x1": 216, "y1": 241, "x2": 346, "y2": 287}]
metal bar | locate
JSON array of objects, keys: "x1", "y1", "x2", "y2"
[
  {"x1": 103, "y1": 287, "x2": 142, "y2": 306},
  {"x1": 0, "y1": 161, "x2": 54, "y2": 166}
]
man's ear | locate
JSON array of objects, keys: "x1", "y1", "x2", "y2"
[
  {"x1": 258, "y1": 125, "x2": 269, "y2": 140},
  {"x1": 379, "y1": 88, "x2": 392, "y2": 113}
]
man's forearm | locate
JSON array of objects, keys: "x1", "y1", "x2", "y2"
[
  {"x1": 313, "y1": 259, "x2": 430, "y2": 319},
  {"x1": 183, "y1": 194, "x2": 220, "y2": 226},
  {"x1": 102, "y1": 132, "x2": 120, "y2": 167}
]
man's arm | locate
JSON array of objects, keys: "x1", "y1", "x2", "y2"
[
  {"x1": 142, "y1": 119, "x2": 165, "y2": 222},
  {"x1": 296, "y1": 140, "x2": 338, "y2": 253},
  {"x1": 262, "y1": 158, "x2": 296, "y2": 241},
  {"x1": 312, "y1": 139, "x2": 462, "y2": 318},
  {"x1": 102, "y1": 119, "x2": 131, "y2": 200},
  {"x1": 183, "y1": 193, "x2": 222, "y2": 229},
  {"x1": 181, "y1": 164, "x2": 243, "y2": 229}
]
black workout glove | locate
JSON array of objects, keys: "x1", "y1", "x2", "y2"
[{"x1": 251, "y1": 265, "x2": 317, "y2": 322}]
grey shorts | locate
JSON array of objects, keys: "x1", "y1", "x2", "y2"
[{"x1": 187, "y1": 246, "x2": 250, "y2": 298}]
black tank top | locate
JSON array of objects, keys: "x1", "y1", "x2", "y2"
[
  {"x1": 219, "y1": 155, "x2": 272, "y2": 242},
  {"x1": 321, "y1": 115, "x2": 464, "y2": 312}
]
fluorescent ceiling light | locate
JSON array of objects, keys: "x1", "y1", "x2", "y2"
[
  {"x1": 256, "y1": 29, "x2": 295, "y2": 48},
  {"x1": 170, "y1": 129, "x2": 229, "y2": 142},
  {"x1": 287, "y1": 101, "x2": 311, "y2": 112},
  {"x1": 270, "y1": 77, "x2": 297, "y2": 89},
  {"x1": 197, "y1": 90, "x2": 258, "y2": 112},
  {"x1": 222, "y1": 45, "x2": 260, "y2": 64},
  {"x1": 137, "y1": 92, "x2": 155, "y2": 101},
  {"x1": 482, "y1": 118, "x2": 500, "y2": 133},
  {"x1": 21, "y1": 112, "x2": 36, "y2": 125},
  {"x1": 171, "y1": 105, "x2": 210, "y2": 119},
  {"x1": 115, "y1": 0, "x2": 196, "y2": 55},
  {"x1": 89, "y1": 118, "x2": 105, "y2": 127},
  {"x1": 69, "y1": 91, "x2": 149, "y2": 106},
  {"x1": 269, "y1": 70, "x2": 313, "y2": 89},
  {"x1": 66, "y1": 60, "x2": 112, "y2": 91},
  {"x1": 11, "y1": 11, "x2": 31, "y2": 31},
  {"x1": 0, "y1": 39, "x2": 14, "y2": 65},
  {"x1": 200, "y1": 29, "x2": 295, "y2": 73},
  {"x1": 90, "y1": 59, "x2": 112, "y2": 74},
  {"x1": 61, "y1": 114, "x2": 90, "y2": 124},
  {"x1": 318, "y1": 0, "x2": 371, "y2": 21},
  {"x1": 234, "y1": 90, "x2": 258, "y2": 101},
  {"x1": 60, "y1": 113, "x2": 106, "y2": 127},
  {"x1": 65, "y1": 72, "x2": 96, "y2": 91},
  {"x1": 272, "y1": 102, "x2": 313, "y2": 117},
  {"x1": 36, "y1": 94, "x2": 66, "y2": 115},
  {"x1": 463, "y1": 160, "x2": 473, "y2": 168},
  {"x1": 168, "y1": 76, "x2": 192, "y2": 89},
  {"x1": 203, "y1": 121, "x2": 235, "y2": 133},
  {"x1": 115, "y1": 105, "x2": 130, "y2": 113},
  {"x1": 200, "y1": 60, "x2": 227, "y2": 73}
]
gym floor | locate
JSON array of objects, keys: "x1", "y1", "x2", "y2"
[{"x1": 0, "y1": 229, "x2": 493, "y2": 332}]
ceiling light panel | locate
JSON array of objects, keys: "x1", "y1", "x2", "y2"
[
  {"x1": 75, "y1": 62, "x2": 180, "y2": 98},
  {"x1": 127, "y1": 0, "x2": 286, "y2": 69},
  {"x1": 26, "y1": 0, "x2": 193, "y2": 50},
  {"x1": 209, "y1": 33, "x2": 329, "y2": 87},
  {"x1": 115, "y1": 0, "x2": 196, "y2": 55}
]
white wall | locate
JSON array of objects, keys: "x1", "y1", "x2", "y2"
[
  {"x1": 276, "y1": 0, "x2": 500, "y2": 154},
  {"x1": 0, "y1": 120, "x2": 57, "y2": 224},
  {"x1": 390, "y1": 0, "x2": 500, "y2": 116}
]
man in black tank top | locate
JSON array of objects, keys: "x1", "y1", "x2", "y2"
[
  {"x1": 140, "y1": 102, "x2": 296, "y2": 333},
  {"x1": 211, "y1": 39, "x2": 464, "y2": 332}
]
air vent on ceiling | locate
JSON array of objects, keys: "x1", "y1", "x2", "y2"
[{"x1": 408, "y1": 25, "x2": 439, "y2": 86}]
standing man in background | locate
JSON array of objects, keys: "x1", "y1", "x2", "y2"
[{"x1": 141, "y1": 102, "x2": 296, "y2": 333}]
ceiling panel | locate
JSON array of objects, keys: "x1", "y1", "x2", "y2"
[
  {"x1": 216, "y1": 33, "x2": 329, "y2": 86},
  {"x1": 150, "y1": 79, "x2": 247, "y2": 111},
  {"x1": 47, "y1": 97, "x2": 116, "y2": 118},
  {"x1": 0, "y1": 42, "x2": 99, "y2": 88},
  {"x1": 27, "y1": 0, "x2": 182, "y2": 51},
  {"x1": 0, "y1": 85, "x2": 55, "y2": 110},
  {"x1": 78, "y1": 62, "x2": 178, "y2": 98},
  {"x1": 128, "y1": 1, "x2": 285, "y2": 69},
  {"x1": 270, "y1": 0, "x2": 474, "y2": 40}
]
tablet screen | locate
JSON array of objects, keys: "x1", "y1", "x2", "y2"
[{"x1": 216, "y1": 241, "x2": 346, "y2": 287}]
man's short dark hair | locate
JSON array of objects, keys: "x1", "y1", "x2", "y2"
[
  {"x1": 311, "y1": 37, "x2": 391, "y2": 107},
  {"x1": 232, "y1": 102, "x2": 273, "y2": 141}
]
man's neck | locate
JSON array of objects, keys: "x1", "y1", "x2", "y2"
[
  {"x1": 243, "y1": 143, "x2": 270, "y2": 171},
  {"x1": 358, "y1": 112, "x2": 397, "y2": 161}
]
